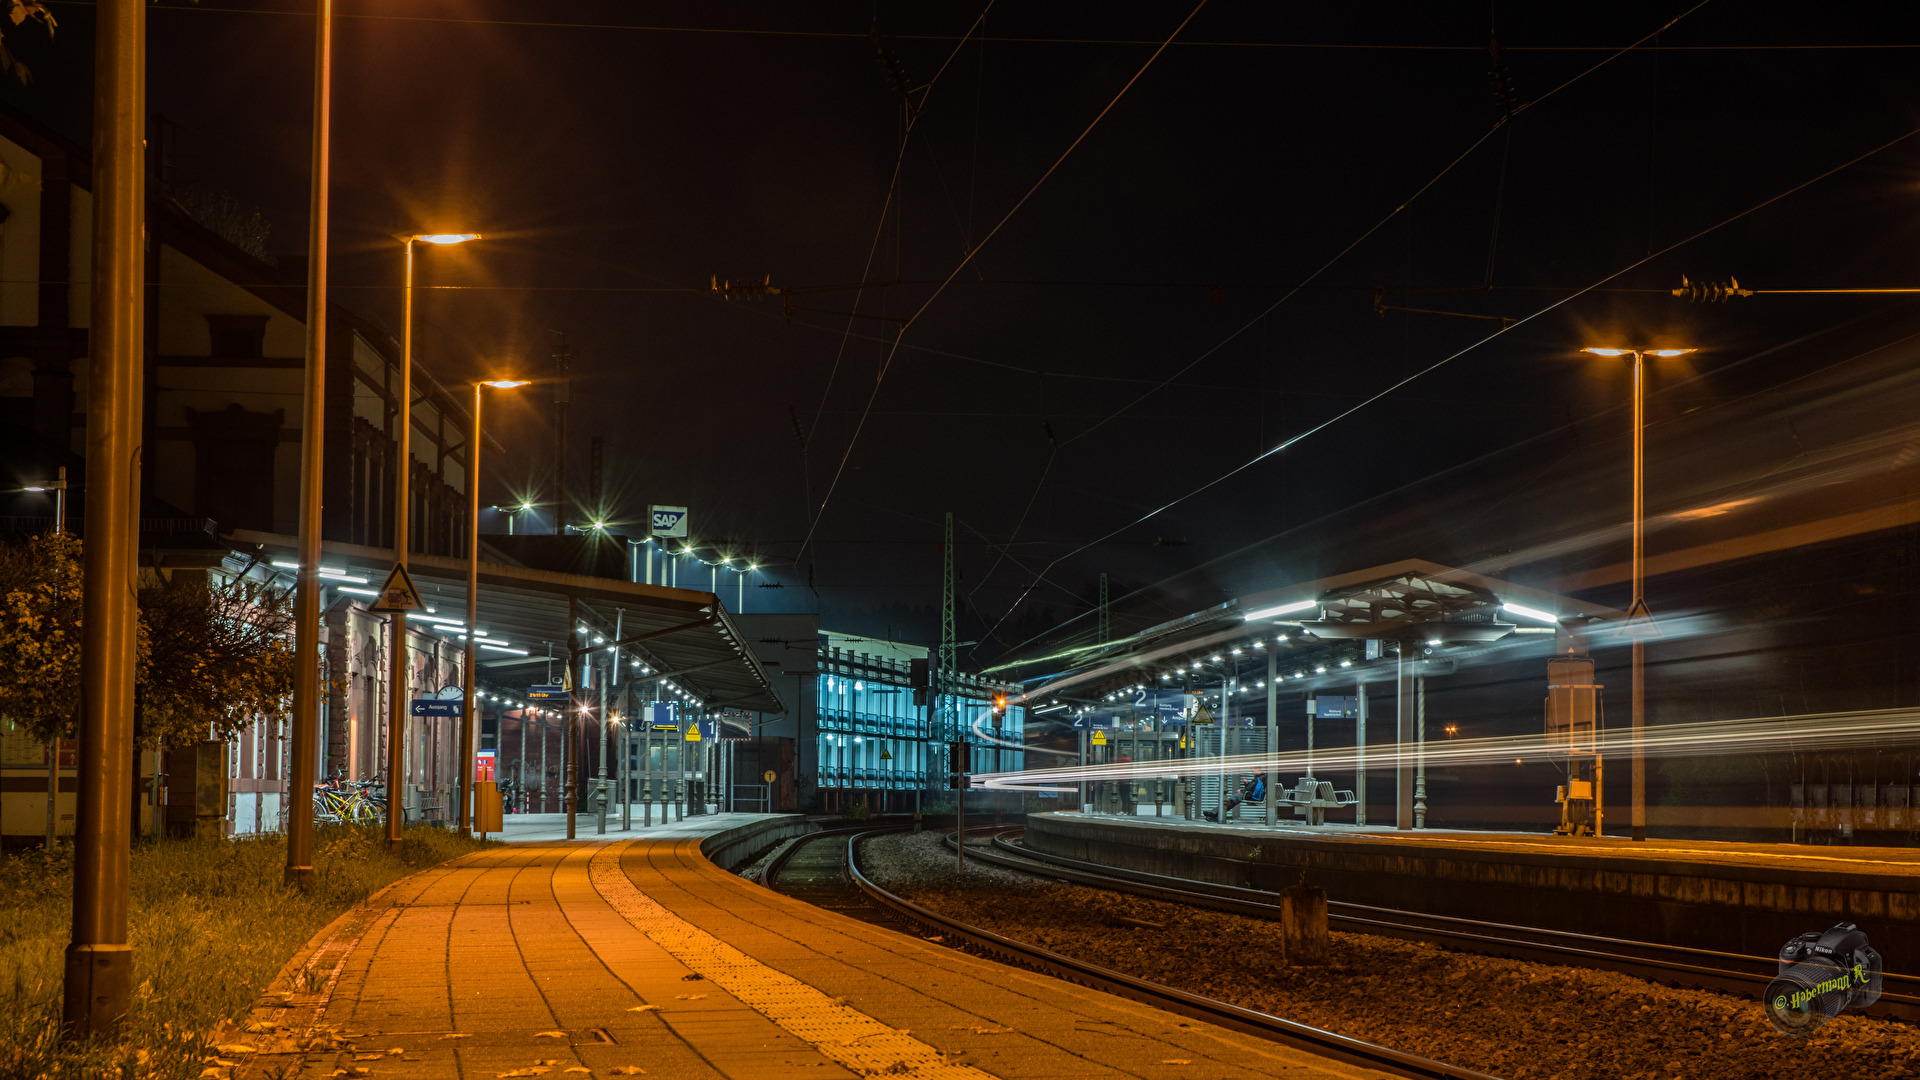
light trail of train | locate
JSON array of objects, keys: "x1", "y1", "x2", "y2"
[{"x1": 970, "y1": 706, "x2": 1920, "y2": 790}]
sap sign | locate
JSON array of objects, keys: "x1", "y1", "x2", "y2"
[{"x1": 650, "y1": 505, "x2": 689, "y2": 538}]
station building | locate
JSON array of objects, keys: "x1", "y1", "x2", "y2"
[
  {"x1": 815, "y1": 630, "x2": 1025, "y2": 807},
  {"x1": 732, "y1": 616, "x2": 1026, "y2": 812},
  {"x1": 0, "y1": 99, "x2": 778, "y2": 844}
]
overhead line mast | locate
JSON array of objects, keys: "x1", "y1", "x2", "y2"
[{"x1": 939, "y1": 512, "x2": 958, "y2": 742}]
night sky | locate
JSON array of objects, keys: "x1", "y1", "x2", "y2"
[{"x1": 8, "y1": 1, "x2": 1920, "y2": 666}]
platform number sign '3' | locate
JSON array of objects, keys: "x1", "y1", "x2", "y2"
[{"x1": 650, "y1": 505, "x2": 689, "y2": 538}]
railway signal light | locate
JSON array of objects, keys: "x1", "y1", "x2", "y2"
[
  {"x1": 910, "y1": 658, "x2": 931, "y2": 706},
  {"x1": 948, "y1": 740, "x2": 968, "y2": 789}
]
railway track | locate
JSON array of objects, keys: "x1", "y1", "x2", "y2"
[
  {"x1": 952, "y1": 825, "x2": 1920, "y2": 1023},
  {"x1": 765, "y1": 824, "x2": 1503, "y2": 1080}
]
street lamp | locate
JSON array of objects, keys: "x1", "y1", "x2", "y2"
[
  {"x1": 386, "y1": 231, "x2": 481, "y2": 853},
  {"x1": 1581, "y1": 346, "x2": 1695, "y2": 842},
  {"x1": 18, "y1": 467, "x2": 68, "y2": 532},
  {"x1": 490, "y1": 501, "x2": 540, "y2": 534},
  {"x1": 460, "y1": 378, "x2": 528, "y2": 837}
]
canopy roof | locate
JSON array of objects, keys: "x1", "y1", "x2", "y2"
[
  {"x1": 226, "y1": 529, "x2": 785, "y2": 714},
  {"x1": 1017, "y1": 558, "x2": 1624, "y2": 707}
]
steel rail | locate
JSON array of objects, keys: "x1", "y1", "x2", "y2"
[
  {"x1": 761, "y1": 821, "x2": 914, "y2": 886},
  {"x1": 957, "y1": 829, "x2": 1920, "y2": 1020},
  {"x1": 847, "y1": 827, "x2": 1504, "y2": 1080}
]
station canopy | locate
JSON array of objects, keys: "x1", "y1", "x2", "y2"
[
  {"x1": 1014, "y1": 559, "x2": 1624, "y2": 708},
  {"x1": 226, "y1": 529, "x2": 784, "y2": 714}
]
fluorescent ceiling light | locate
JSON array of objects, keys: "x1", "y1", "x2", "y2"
[
  {"x1": 480, "y1": 644, "x2": 530, "y2": 655},
  {"x1": 1502, "y1": 602, "x2": 1558, "y2": 624},
  {"x1": 1243, "y1": 599, "x2": 1318, "y2": 621},
  {"x1": 336, "y1": 586, "x2": 379, "y2": 597}
]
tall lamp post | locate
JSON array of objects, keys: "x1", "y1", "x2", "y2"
[
  {"x1": 461, "y1": 379, "x2": 528, "y2": 837},
  {"x1": 286, "y1": 0, "x2": 332, "y2": 891},
  {"x1": 66, "y1": 0, "x2": 144, "y2": 1037},
  {"x1": 1581, "y1": 346, "x2": 1694, "y2": 843},
  {"x1": 386, "y1": 232, "x2": 480, "y2": 854}
]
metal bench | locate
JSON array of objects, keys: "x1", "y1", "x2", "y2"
[{"x1": 1276, "y1": 777, "x2": 1357, "y2": 826}]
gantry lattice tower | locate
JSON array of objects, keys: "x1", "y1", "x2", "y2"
[{"x1": 938, "y1": 512, "x2": 958, "y2": 740}]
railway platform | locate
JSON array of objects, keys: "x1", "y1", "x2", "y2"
[
  {"x1": 234, "y1": 817, "x2": 1406, "y2": 1080},
  {"x1": 1028, "y1": 812, "x2": 1920, "y2": 968}
]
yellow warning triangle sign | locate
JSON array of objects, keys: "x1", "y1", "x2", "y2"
[
  {"x1": 1621, "y1": 598, "x2": 1661, "y2": 640},
  {"x1": 880, "y1": 748, "x2": 893, "y2": 760},
  {"x1": 685, "y1": 724, "x2": 702, "y2": 742},
  {"x1": 1193, "y1": 703, "x2": 1215, "y2": 725},
  {"x1": 1091, "y1": 731, "x2": 1107, "y2": 746},
  {"x1": 369, "y1": 563, "x2": 425, "y2": 613}
]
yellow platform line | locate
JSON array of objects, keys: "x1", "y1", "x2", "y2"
[{"x1": 588, "y1": 841, "x2": 993, "y2": 1080}]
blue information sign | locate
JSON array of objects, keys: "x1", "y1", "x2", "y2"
[
  {"x1": 1311, "y1": 695, "x2": 1357, "y2": 720},
  {"x1": 411, "y1": 698, "x2": 463, "y2": 718}
]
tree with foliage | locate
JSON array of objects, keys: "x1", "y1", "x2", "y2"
[
  {"x1": 0, "y1": 534, "x2": 293, "y2": 748},
  {"x1": 1, "y1": 1, "x2": 55, "y2": 84},
  {"x1": 137, "y1": 571, "x2": 293, "y2": 747},
  {"x1": 0, "y1": 531, "x2": 86, "y2": 743}
]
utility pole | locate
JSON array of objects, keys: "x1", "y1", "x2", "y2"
[
  {"x1": 566, "y1": 597, "x2": 579, "y2": 839},
  {"x1": 549, "y1": 331, "x2": 571, "y2": 535},
  {"x1": 66, "y1": 0, "x2": 144, "y2": 1037},
  {"x1": 286, "y1": 0, "x2": 332, "y2": 890},
  {"x1": 938, "y1": 513, "x2": 957, "y2": 744},
  {"x1": 1265, "y1": 650, "x2": 1277, "y2": 827}
]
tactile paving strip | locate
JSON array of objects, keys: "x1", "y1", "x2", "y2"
[{"x1": 588, "y1": 843, "x2": 992, "y2": 1079}]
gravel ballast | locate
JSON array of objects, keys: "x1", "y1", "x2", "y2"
[{"x1": 857, "y1": 831, "x2": 1920, "y2": 1080}]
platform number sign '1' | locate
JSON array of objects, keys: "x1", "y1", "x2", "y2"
[{"x1": 650, "y1": 505, "x2": 689, "y2": 538}]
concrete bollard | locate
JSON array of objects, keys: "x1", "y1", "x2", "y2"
[{"x1": 1279, "y1": 884, "x2": 1329, "y2": 965}]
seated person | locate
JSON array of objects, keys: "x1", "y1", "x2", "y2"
[{"x1": 1203, "y1": 775, "x2": 1266, "y2": 821}]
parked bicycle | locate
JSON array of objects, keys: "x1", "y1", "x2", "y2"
[{"x1": 313, "y1": 775, "x2": 387, "y2": 825}]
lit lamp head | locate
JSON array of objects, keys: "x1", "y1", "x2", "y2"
[
  {"x1": 1582, "y1": 347, "x2": 1696, "y2": 358},
  {"x1": 480, "y1": 378, "x2": 530, "y2": 390},
  {"x1": 414, "y1": 233, "x2": 482, "y2": 245}
]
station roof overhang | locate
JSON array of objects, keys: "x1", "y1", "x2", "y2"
[
  {"x1": 1015, "y1": 559, "x2": 1624, "y2": 709},
  {"x1": 223, "y1": 529, "x2": 785, "y2": 714}
]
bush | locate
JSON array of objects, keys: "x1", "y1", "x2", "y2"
[
  {"x1": 0, "y1": 824, "x2": 492, "y2": 1080},
  {"x1": 838, "y1": 801, "x2": 872, "y2": 820}
]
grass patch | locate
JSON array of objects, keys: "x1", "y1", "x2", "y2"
[{"x1": 0, "y1": 824, "x2": 493, "y2": 1079}]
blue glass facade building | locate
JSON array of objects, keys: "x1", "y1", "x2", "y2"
[{"x1": 814, "y1": 630, "x2": 1024, "y2": 801}]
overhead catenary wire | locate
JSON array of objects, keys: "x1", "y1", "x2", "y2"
[
  {"x1": 796, "y1": 0, "x2": 1211, "y2": 562},
  {"x1": 802, "y1": 2, "x2": 997, "y2": 540},
  {"x1": 122, "y1": 4, "x2": 1920, "y2": 52},
  {"x1": 978, "y1": 115, "x2": 1920, "y2": 662},
  {"x1": 963, "y1": 3, "x2": 1716, "y2": 653},
  {"x1": 1057, "y1": 0, "x2": 1712, "y2": 452}
]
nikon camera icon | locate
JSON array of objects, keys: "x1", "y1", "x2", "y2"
[{"x1": 1765, "y1": 923, "x2": 1882, "y2": 1036}]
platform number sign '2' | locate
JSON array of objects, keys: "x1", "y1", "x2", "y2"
[{"x1": 650, "y1": 505, "x2": 689, "y2": 538}]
